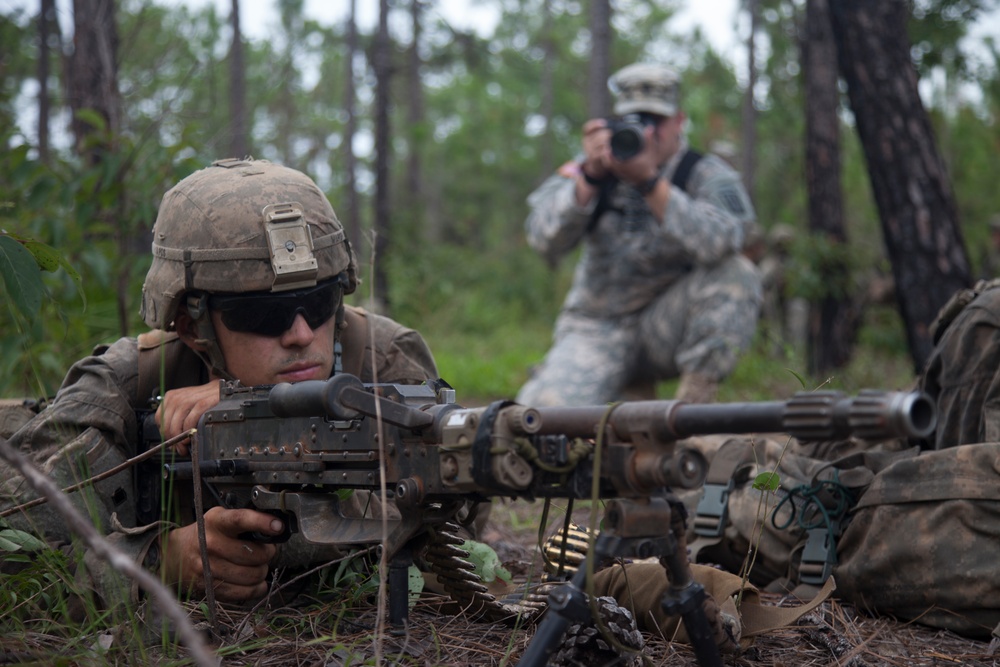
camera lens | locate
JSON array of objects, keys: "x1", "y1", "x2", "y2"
[{"x1": 611, "y1": 126, "x2": 644, "y2": 160}]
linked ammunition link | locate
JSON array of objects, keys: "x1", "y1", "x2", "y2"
[
  {"x1": 542, "y1": 523, "x2": 592, "y2": 580},
  {"x1": 424, "y1": 521, "x2": 542, "y2": 624}
]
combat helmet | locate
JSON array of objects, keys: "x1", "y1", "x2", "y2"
[{"x1": 140, "y1": 158, "x2": 357, "y2": 377}]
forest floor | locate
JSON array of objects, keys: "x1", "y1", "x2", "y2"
[
  {"x1": 5, "y1": 497, "x2": 989, "y2": 665},
  {"x1": 123, "y1": 499, "x2": 997, "y2": 667}
]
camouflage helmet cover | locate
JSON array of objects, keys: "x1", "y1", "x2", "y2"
[{"x1": 141, "y1": 158, "x2": 357, "y2": 330}]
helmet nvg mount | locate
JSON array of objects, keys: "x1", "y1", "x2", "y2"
[{"x1": 140, "y1": 158, "x2": 357, "y2": 377}]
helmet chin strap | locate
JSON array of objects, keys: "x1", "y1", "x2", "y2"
[
  {"x1": 185, "y1": 293, "x2": 236, "y2": 382},
  {"x1": 333, "y1": 301, "x2": 345, "y2": 375}
]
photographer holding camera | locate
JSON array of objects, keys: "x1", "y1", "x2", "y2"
[{"x1": 517, "y1": 62, "x2": 762, "y2": 406}]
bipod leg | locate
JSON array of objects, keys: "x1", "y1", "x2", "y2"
[
  {"x1": 388, "y1": 545, "x2": 413, "y2": 633},
  {"x1": 516, "y1": 531, "x2": 624, "y2": 667},
  {"x1": 659, "y1": 517, "x2": 722, "y2": 667}
]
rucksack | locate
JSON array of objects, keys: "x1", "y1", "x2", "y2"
[
  {"x1": 681, "y1": 435, "x2": 898, "y2": 591},
  {"x1": 835, "y1": 442, "x2": 1000, "y2": 639},
  {"x1": 683, "y1": 432, "x2": 1000, "y2": 639}
]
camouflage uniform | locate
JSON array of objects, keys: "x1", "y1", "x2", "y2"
[
  {"x1": 518, "y1": 121, "x2": 762, "y2": 406},
  {"x1": 0, "y1": 307, "x2": 437, "y2": 605},
  {"x1": 1, "y1": 158, "x2": 439, "y2": 607},
  {"x1": 919, "y1": 279, "x2": 1000, "y2": 450}
]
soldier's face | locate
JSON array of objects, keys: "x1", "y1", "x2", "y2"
[
  {"x1": 653, "y1": 112, "x2": 685, "y2": 162},
  {"x1": 211, "y1": 309, "x2": 336, "y2": 386}
]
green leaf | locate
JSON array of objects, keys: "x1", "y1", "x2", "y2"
[
  {"x1": 784, "y1": 368, "x2": 807, "y2": 389},
  {"x1": 460, "y1": 539, "x2": 512, "y2": 584},
  {"x1": 753, "y1": 471, "x2": 781, "y2": 492},
  {"x1": 24, "y1": 240, "x2": 86, "y2": 306},
  {"x1": 0, "y1": 529, "x2": 47, "y2": 552},
  {"x1": 74, "y1": 108, "x2": 108, "y2": 134},
  {"x1": 0, "y1": 235, "x2": 44, "y2": 318},
  {"x1": 23, "y1": 240, "x2": 59, "y2": 271},
  {"x1": 407, "y1": 564, "x2": 424, "y2": 608}
]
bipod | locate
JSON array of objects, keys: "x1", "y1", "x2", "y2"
[{"x1": 516, "y1": 496, "x2": 722, "y2": 667}]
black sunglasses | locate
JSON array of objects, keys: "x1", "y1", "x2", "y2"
[{"x1": 208, "y1": 280, "x2": 340, "y2": 337}]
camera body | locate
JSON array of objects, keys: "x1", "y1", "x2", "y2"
[{"x1": 607, "y1": 113, "x2": 658, "y2": 160}]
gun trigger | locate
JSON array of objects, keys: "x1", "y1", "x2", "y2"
[{"x1": 242, "y1": 530, "x2": 291, "y2": 544}]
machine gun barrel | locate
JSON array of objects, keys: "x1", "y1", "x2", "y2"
[{"x1": 530, "y1": 389, "x2": 936, "y2": 443}]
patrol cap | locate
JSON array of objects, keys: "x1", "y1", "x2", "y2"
[{"x1": 609, "y1": 63, "x2": 681, "y2": 117}]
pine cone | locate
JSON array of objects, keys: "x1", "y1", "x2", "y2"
[{"x1": 549, "y1": 595, "x2": 644, "y2": 667}]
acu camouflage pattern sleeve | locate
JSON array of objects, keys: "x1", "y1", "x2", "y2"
[
  {"x1": 541, "y1": 148, "x2": 758, "y2": 319},
  {"x1": 661, "y1": 152, "x2": 755, "y2": 264},
  {"x1": 524, "y1": 160, "x2": 598, "y2": 264}
]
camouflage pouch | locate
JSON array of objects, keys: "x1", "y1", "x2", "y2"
[
  {"x1": 682, "y1": 435, "x2": 898, "y2": 591},
  {"x1": 834, "y1": 442, "x2": 1000, "y2": 639},
  {"x1": 928, "y1": 277, "x2": 1000, "y2": 345}
]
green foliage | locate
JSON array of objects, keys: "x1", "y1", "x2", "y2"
[
  {"x1": 0, "y1": 233, "x2": 44, "y2": 318},
  {"x1": 785, "y1": 231, "x2": 859, "y2": 302},
  {"x1": 909, "y1": 0, "x2": 1000, "y2": 77},
  {"x1": 0, "y1": 0, "x2": 994, "y2": 401},
  {"x1": 752, "y1": 471, "x2": 781, "y2": 492},
  {"x1": 461, "y1": 539, "x2": 513, "y2": 584},
  {"x1": 0, "y1": 539, "x2": 96, "y2": 635},
  {"x1": 0, "y1": 527, "x2": 47, "y2": 552},
  {"x1": 0, "y1": 124, "x2": 202, "y2": 397}
]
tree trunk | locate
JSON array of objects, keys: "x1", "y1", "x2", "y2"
[
  {"x1": 68, "y1": 0, "x2": 120, "y2": 157},
  {"x1": 409, "y1": 0, "x2": 429, "y2": 241},
  {"x1": 228, "y1": 0, "x2": 248, "y2": 158},
  {"x1": 829, "y1": 0, "x2": 972, "y2": 373},
  {"x1": 37, "y1": 0, "x2": 60, "y2": 164},
  {"x1": 372, "y1": 0, "x2": 392, "y2": 313},
  {"x1": 69, "y1": 0, "x2": 131, "y2": 337},
  {"x1": 587, "y1": 0, "x2": 611, "y2": 119},
  {"x1": 344, "y1": 0, "x2": 362, "y2": 257},
  {"x1": 803, "y1": 0, "x2": 860, "y2": 374},
  {"x1": 539, "y1": 0, "x2": 555, "y2": 176},
  {"x1": 740, "y1": 0, "x2": 758, "y2": 199}
]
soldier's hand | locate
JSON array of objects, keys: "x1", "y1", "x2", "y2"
[
  {"x1": 159, "y1": 507, "x2": 283, "y2": 603},
  {"x1": 156, "y1": 381, "x2": 221, "y2": 453},
  {"x1": 580, "y1": 118, "x2": 612, "y2": 179},
  {"x1": 610, "y1": 122, "x2": 660, "y2": 187}
]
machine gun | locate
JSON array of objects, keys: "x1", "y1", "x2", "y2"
[{"x1": 160, "y1": 375, "x2": 936, "y2": 667}]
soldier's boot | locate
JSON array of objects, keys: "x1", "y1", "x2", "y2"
[{"x1": 676, "y1": 373, "x2": 719, "y2": 404}]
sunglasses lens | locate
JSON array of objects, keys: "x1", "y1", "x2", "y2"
[{"x1": 211, "y1": 282, "x2": 339, "y2": 336}]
